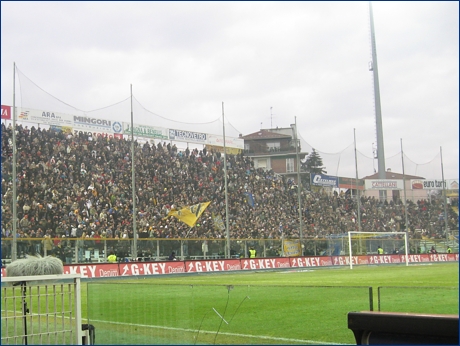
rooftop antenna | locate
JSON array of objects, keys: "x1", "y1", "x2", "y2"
[{"x1": 270, "y1": 107, "x2": 273, "y2": 128}]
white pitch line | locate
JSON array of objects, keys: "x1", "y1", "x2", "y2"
[
  {"x1": 89, "y1": 318, "x2": 349, "y2": 345},
  {"x1": 2, "y1": 309, "x2": 347, "y2": 345},
  {"x1": 212, "y1": 307, "x2": 229, "y2": 324}
]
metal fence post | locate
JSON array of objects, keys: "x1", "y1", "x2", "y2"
[{"x1": 369, "y1": 286, "x2": 374, "y2": 311}]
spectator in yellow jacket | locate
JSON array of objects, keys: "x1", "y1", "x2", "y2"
[{"x1": 107, "y1": 253, "x2": 117, "y2": 263}]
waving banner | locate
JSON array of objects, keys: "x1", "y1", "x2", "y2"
[
  {"x1": 282, "y1": 239, "x2": 302, "y2": 257},
  {"x1": 212, "y1": 213, "x2": 225, "y2": 231},
  {"x1": 165, "y1": 201, "x2": 211, "y2": 227}
]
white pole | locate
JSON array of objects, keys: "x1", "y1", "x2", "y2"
[
  {"x1": 74, "y1": 276, "x2": 83, "y2": 344},
  {"x1": 131, "y1": 84, "x2": 137, "y2": 260},
  {"x1": 354, "y1": 129, "x2": 362, "y2": 232},
  {"x1": 295, "y1": 117, "x2": 303, "y2": 244},
  {"x1": 222, "y1": 102, "x2": 231, "y2": 258},
  {"x1": 400, "y1": 139, "x2": 409, "y2": 229},
  {"x1": 12, "y1": 62, "x2": 18, "y2": 261},
  {"x1": 401, "y1": 138, "x2": 409, "y2": 266},
  {"x1": 404, "y1": 231, "x2": 409, "y2": 266},
  {"x1": 440, "y1": 147, "x2": 449, "y2": 245},
  {"x1": 348, "y1": 232, "x2": 353, "y2": 269}
]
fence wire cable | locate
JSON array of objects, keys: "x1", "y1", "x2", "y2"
[
  {"x1": 194, "y1": 311, "x2": 209, "y2": 345},
  {"x1": 212, "y1": 287, "x2": 231, "y2": 344}
]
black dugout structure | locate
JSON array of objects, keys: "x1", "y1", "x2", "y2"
[{"x1": 348, "y1": 311, "x2": 459, "y2": 345}]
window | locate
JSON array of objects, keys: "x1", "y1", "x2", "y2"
[
  {"x1": 286, "y1": 158, "x2": 294, "y2": 173},
  {"x1": 267, "y1": 141, "x2": 280, "y2": 152},
  {"x1": 257, "y1": 159, "x2": 267, "y2": 169}
]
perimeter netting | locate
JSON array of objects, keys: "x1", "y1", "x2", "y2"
[{"x1": 11, "y1": 66, "x2": 451, "y2": 179}]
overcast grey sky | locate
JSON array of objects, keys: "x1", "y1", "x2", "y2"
[{"x1": 1, "y1": 1, "x2": 458, "y2": 179}]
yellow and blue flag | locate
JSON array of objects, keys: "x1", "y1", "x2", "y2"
[
  {"x1": 165, "y1": 201, "x2": 211, "y2": 227},
  {"x1": 244, "y1": 192, "x2": 255, "y2": 207}
]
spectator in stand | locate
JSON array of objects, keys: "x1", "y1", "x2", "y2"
[
  {"x1": 93, "y1": 230, "x2": 102, "y2": 253},
  {"x1": 42, "y1": 234, "x2": 54, "y2": 256},
  {"x1": 107, "y1": 252, "x2": 117, "y2": 263},
  {"x1": 55, "y1": 241, "x2": 66, "y2": 263},
  {"x1": 168, "y1": 251, "x2": 177, "y2": 261},
  {"x1": 1, "y1": 122, "x2": 458, "y2": 262}
]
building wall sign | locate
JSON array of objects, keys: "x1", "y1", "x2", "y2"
[
  {"x1": 206, "y1": 134, "x2": 244, "y2": 149},
  {"x1": 122, "y1": 122, "x2": 169, "y2": 139},
  {"x1": 169, "y1": 129, "x2": 207, "y2": 143},
  {"x1": 1, "y1": 105, "x2": 11, "y2": 120},
  {"x1": 410, "y1": 179, "x2": 458, "y2": 190},
  {"x1": 365, "y1": 179, "x2": 404, "y2": 190},
  {"x1": 311, "y1": 173, "x2": 338, "y2": 187},
  {"x1": 17, "y1": 107, "x2": 73, "y2": 126}
]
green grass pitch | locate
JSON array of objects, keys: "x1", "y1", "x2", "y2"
[{"x1": 82, "y1": 263, "x2": 458, "y2": 344}]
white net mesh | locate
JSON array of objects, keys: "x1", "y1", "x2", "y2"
[
  {"x1": 1, "y1": 275, "x2": 83, "y2": 345},
  {"x1": 11, "y1": 66, "x2": 453, "y2": 179}
]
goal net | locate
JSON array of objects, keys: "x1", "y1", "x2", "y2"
[
  {"x1": 1, "y1": 274, "x2": 83, "y2": 345},
  {"x1": 347, "y1": 231, "x2": 409, "y2": 269}
]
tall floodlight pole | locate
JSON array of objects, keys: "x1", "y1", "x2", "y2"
[
  {"x1": 400, "y1": 139, "x2": 409, "y2": 234},
  {"x1": 369, "y1": 1, "x2": 387, "y2": 201},
  {"x1": 222, "y1": 102, "x2": 231, "y2": 258},
  {"x1": 131, "y1": 84, "x2": 138, "y2": 260},
  {"x1": 293, "y1": 117, "x2": 303, "y2": 243},
  {"x1": 354, "y1": 129, "x2": 362, "y2": 232},
  {"x1": 12, "y1": 63, "x2": 17, "y2": 261},
  {"x1": 440, "y1": 147, "x2": 449, "y2": 244}
]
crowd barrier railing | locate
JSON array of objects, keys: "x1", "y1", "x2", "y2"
[{"x1": 1, "y1": 237, "x2": 457, "y2": 265}]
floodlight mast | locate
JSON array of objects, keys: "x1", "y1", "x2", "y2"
[{"x1": 369, "y1": 1, "x2": 387, "y2": 202}]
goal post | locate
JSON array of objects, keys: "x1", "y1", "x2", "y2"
[
  {"x1": 347, "y1": 231, "x2": 409, "y2": 269},
  {"x1": 1, "y1": 274, "x2": 83, "y2": 345}
]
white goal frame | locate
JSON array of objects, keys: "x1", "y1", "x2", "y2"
[
  {"x1": 347, "y1": 231, "x2": 409, "y2": 269},
  {"x1": 1, "y1": 274, "x2": 83, "y2": 345}
]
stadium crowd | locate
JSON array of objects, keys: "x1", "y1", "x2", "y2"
[{"x1": 1, "y1": 123, "x2": 458, "y2": 259}]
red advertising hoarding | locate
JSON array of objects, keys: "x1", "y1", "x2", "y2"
[
  {"x1": 1, "y1": 105, "x2": 11, "y2": 120},
  {"x1": 185, "y1": 259, "x2": 242, "y2": 273},
  {"x1": 1, "y1": 254, "x2": 458, "y2": 278},
  {"x1": 241, "y1": 257, "x2": 291, "y2": 270}
]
